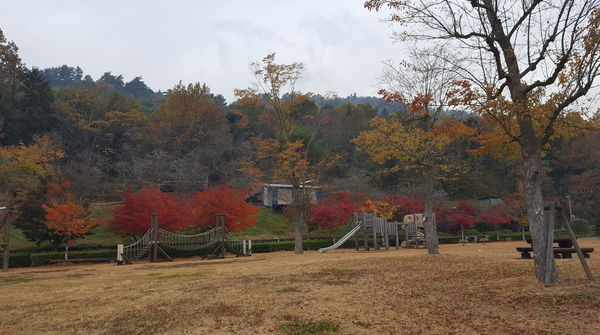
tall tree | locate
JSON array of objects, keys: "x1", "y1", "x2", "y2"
[
  {"x1": 365, "y1": 0, "x2": 600, "y2": 283},
  {"x1": 153, "y1": 82, "x2": 230, "y2": 155},
  {"x1": 191, "y1": 183, "x2": 258, "y2": 232},
  {"x1": 235, "y1": 53, "x2": 335, "y2": 254},
  {"x1": 354, "y1": 49, "x2": 474, "y2": 254}
]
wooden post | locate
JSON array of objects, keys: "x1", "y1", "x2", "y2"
[
  {"x1": 354, "y1": 213, "x2": 359, "y2": 251},
  {"x1": 544, "y1": 207, "x2": 555, "y2": 286},
  {"x1": 373, "y1": 216, "x2": 378, "y2": 251},
  {"x1": 363, "y1": 212, "x2": 368, "y2": 251},
  {"x1": 151, "y1": 213, "x2": 158, "y2": 262},
  {"x1": 217, "y1": 214, "x2": 226, "y2": 258},
  {"x1": 243, "y1": 240, "x2": 247, "y2": 255},
  {"x1": 248, "y1": 240, "x2": 252, "y2": 256},
  {"x1": 2, "y1": 218, "x2": 10, "y2": 272},
  {"x1": 384, "y1": 219, "x2": 390, "y2": 250},
  {"x1": 559, "y1": 205, "x2": 594, "y2": 281},
  {"x1": 117, "y1": 244, "x2": 124, "y2": 263},
  {"x1": 395, "y1": 222, "x2": 400, "y2": 249}
]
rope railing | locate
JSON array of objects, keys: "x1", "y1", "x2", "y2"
[
  {"x1": 121, "y1": 229, "x2": 153, "y2": 261},
  {"x1": 157, "y1": 226, "x2": 222, "y2": 251}
]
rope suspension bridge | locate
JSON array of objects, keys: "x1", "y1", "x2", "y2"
[{"x1": 116, "y1": 213, "x2": 251, "y2": 264}]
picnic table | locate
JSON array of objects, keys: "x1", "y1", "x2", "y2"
[
  {"x1": 517, "y1": 238, "x2": 593, "y2": 259},
  {"x1": 525, "y1": 237, "x2": 573, "y2": 248}
]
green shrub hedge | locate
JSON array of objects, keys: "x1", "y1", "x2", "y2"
[
  {"x1": 0, "y1": 252, "x2": 32, "y2": 268},
  {"x1": 30, "y1": 249, "x2": 115, "y2": 266}
]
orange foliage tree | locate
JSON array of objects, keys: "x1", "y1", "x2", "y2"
[
  {"x1": 191, "y1": 183, "x2": 258, "y2": 232},
  {"x1": 42, "y1": 202, "x2": 101, "y2": 260}
]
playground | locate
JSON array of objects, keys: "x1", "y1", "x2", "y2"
[{"x1": 1, "y1": 240, "x2": 599, "y2": 335}]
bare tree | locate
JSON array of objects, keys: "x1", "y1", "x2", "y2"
[{"x1": 366, "y1": 0, "x2": 600, "y2": 283}]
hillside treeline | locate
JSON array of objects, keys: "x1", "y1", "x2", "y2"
[{"x1": 1, "y1": 28, "x2": 599, "y2": 233}]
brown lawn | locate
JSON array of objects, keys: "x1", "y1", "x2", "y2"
[{"x1": 1, "y1": 239, "x2": 599, "y2": 335}]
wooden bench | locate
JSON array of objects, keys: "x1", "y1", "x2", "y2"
[{"x1": 516, "y1": 247, "x2": 594, "y2": 259}]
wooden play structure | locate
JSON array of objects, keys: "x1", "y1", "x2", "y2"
[
  {"x1": 116, "y1": 213, "x2": 251, "y2": 264},
  {"x1": 319, "y1": 212, "x2": 434, "y2": 253},
  {"x1": 401, "y1": 214, "x2": 426, "y2": 249},
  {"x1": 320, "y1": 212, "x2": 427, "y2": 252}
]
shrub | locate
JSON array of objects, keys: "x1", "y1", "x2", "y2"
[
  {"x1": 570, "y1": 218, "x2": 594, "y2": 236},
  {"x1": 30, "y1": 249, "x2": 114, "y2": 266},
  {"x1": 0, "y1": 252, "x2": 32, "y2": 268}
]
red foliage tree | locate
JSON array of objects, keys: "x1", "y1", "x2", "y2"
[
  {"x1": 379, "y1": 194, "x2": 424, "y2": 220},
  {"x1": 108, "y1": 187, "x2": 192, "y2": 235},
  {"x1": 479, "y1": 201, "x2": 516, "y2": 240},
  {"x1": 309, "y1": 191, "x2": 364, "y2": 231},
  {"x1": 192, "y1": 183, "x2": 258, "y2": 232},
  {"x1": 438, "y1": 201, "x2": 477, "y2": 238}
]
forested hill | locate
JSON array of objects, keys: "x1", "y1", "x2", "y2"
[
  {"x1": 40, "y1": 65, "x2": 166, "y2": 114},
  {"x1": 41, "y1": 65, "x2": 403, "y2": 115}
]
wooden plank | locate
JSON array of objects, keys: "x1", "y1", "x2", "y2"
[
  {"x1": 544, "y1": 208, "x2": 555, "y2": 286},
  {"x1": 2, "y1": 219, "x2": 10, "y2": 272},
  {"x1": 151, "y1": 213, "x2": 158, "y2": 262},
  {"x1": 116, "y1": 244, "x2": 124, "y2": 262},
  {"x1": 384, "y1": 219, "x2": 389, "y2": 250},
  {"x1": 395, "y1": 222, "x2": 400, "y2": 249},
  {"x1": 559, "y1": 205, "x2": 594, "y2": 281},
  {"x1": 363, "y1": 212, "x2": 368, "y2": 251},
  {"x1": 373, "y1": 216, "x2": 378, "y2": 251}
]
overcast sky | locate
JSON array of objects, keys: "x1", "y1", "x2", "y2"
[{"x1": 1, "y1": 0, "x2": 404, "y2": 102}]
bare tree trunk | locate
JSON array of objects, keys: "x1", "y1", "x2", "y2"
[
  {"x1": 423, "y1": 170, "x2": 439, "y2": 254},
  {"x1": 523, "y1": 149, "x2": 559, "y2": 283},
  {"x1": 64, "y1": 241, "x2": 70, "y2": 261}
]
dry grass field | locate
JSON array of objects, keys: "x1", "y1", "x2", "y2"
[{"x1": 1, "y1": 240, "x2": 599, "y2": 335}]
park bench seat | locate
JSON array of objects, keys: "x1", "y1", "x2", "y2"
[{"x1": 516, "y1": 247, "x2": 594, "y2": 259}]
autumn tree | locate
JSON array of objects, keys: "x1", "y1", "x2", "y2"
[
  {"x1": 479, "y1": 202, "x2": 516, "y2": 241},
  {"x1": 235, "y1": 53, "x2": 335, "y2": 254},
  {"x1": 0, "y1": 136, "x2": 63, "y2": 268},
  {"x1": 365, "y1": 0, "x2": 600, "y2": 283},
  {"x1": 42, "y1": 202, "x2": 100, "y2": 260},
  {"x1": 309, "y1": 191, "x2": 364, "y2": 231},
  {"x1": 353, "y1": 52, "x2": 474, "y2": 254},
  {"x1": 108, "y1": 187, "x2": 192, "y2": 236},
  {"x1": 439, "y1": 201, "x2": 478, "y2": 240},
  {"x1": 153, "y1": 82, "x2": 230, "y2": 155},
  {"x1": 191, "y1": 183, "x2": 258, "y2": 232}
]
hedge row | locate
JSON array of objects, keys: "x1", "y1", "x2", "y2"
[
  {"x1": 0, "y1": 252, "x2": 33, "y2": 268},
  {"x1": 30, "y1": 249, "x2": 115, "y2": 266}
]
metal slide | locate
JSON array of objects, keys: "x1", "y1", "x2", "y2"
[{"x1": 318, "y1": 224, "x2": 363, "y2": 253}]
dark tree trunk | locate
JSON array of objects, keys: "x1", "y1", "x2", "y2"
[{"x1": 423, "y1": 170, "x2": 439, "y2": 254}]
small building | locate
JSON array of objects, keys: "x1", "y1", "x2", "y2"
[
  {"x1": 248, "y1": 183, "x2": 322, "y2": 208},
  {"x1": 478, "y1": 197, "x2": 502, "y2": 206}
]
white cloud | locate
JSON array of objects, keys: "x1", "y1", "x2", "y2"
[{"x1": 1, "y1": 0, "x2": 405, "y2": 101}]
